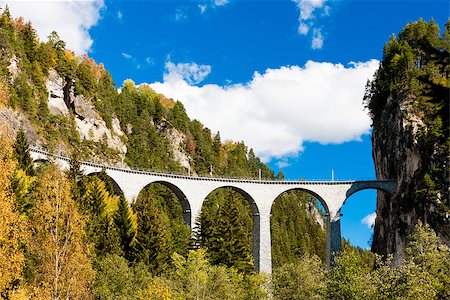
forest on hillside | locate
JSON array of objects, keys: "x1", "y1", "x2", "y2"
[{"x1": 0, "y1": 6, "x2": 449, "y2": 299}]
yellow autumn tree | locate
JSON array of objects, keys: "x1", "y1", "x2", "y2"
[
  {"x1": 0, "y1": 121, "x2": 28, "y2": 298},
  {"x1": 30, "y1": 165, "x2": 95, "y2": 299}
]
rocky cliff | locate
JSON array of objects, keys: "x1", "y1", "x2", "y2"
[{"x1": 367, "y1": 19, "x2": 449, "y2": 263}]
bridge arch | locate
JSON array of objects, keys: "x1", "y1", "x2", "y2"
[
  {"x1": 272, "y1": 187, "x2": 330, "y2": 215},
  {"x1": 345, "y1": 181, "x2": 396, "y2": 202},
  {"x1": 270, "y1": 188, "x2": 328, "y2": 268},
  {"x1": 136, "y1": 180, "x2": 192, "y2": 226},
  {"x1": 200, "y1": 186, "x2": 261, "y2": 272},
  {"x1": 86, "y1": 171, "x2": 125, "y2": 197}
]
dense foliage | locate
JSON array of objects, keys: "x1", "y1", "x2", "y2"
[
  {"x1": 364, "y1": 19, "x2": 450, "y2": 216},
  {"x1": 3, "y1": 8, "x2": 447, "y2": 299}
]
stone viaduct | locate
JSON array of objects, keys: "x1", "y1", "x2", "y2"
[{"x1": 30, "y1": 147, "x2": 396, "y2": 274}]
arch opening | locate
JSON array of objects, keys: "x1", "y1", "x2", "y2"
[
  {"x1": 134, "y1": 181, "x2": 192, "y2": 258},
  {"x1": 339, "y1": 189, "x2": 379, "y2": 266},
  {"x1": 87, "y1": 171, "x2": 124, "y2": 197},
  {"x1": 198, "y1": 186, "x2": 260, "y2": 273},
  {"x1": 270, "y1": 188, "x2": 328, "y2": 269},
  {"x1": 340, "y1": 185, "x2": 396, "y2": 253}
]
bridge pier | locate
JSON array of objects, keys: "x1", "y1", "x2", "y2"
[
  {"x1": 257, "y1": 208, "x2": 271, "y2": 273},
  {"x1": 326, "y1": 214, "x2": 342, "y2": 267}
]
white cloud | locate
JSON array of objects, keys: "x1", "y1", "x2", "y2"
[
  {"x1": 298, "y1": 22, "x2": 309, "y2": 35},
  {"x1": 3, "y1": 0, "x2": 105, "y2": 54},
  {"x1": 294, "y1": 0, "x2": 325, "y2": 20},
  {"x1": 214, "y1": 0, "x2": 230, "y2": 7},
  {"x1": 122, "y1": 52, "x2": 132, "y2": 59},
  {"x1": 198, "y1": 4, "x2": 207, "y2": 14},
  {"x1": 117, "y1": 10, "x2": 123, "y2": 20},
  {"x1": 174, "y1": 8, "x2": 188, "y2": 22},
  {"x1": 292, "y1": 0, "x2": 329, "y2": 49},
  {"x1": 150, "y1": 59, "x2": 379, "y2": 161},
  {"x1": 311, "y1": 28, "x2": 323, "y2": 49},
  {"x1": 145, "y1": 57, "x2": 155, "y2": 65},
  {"x1": 276, "y1": 160, "x2": 290, "y2": 169},
  {"x1": 164, "y1": 61, "x2": 212, "y2": 85},
  {"x1": 361, "y1": 212, "x2": 377, "y2": 229}
]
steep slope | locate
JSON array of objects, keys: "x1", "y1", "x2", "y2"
[
  {"x1": 0, "y1": 8, "x2": 274, "y2": 177},
  {"x1": 365, "y1": 19, "x2": 449, "y2": 262},
  {"x1": 0, "y1": 7, "x2": 328, "y2": 271}
]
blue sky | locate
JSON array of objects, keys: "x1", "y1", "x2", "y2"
[{"x1": 5, "y1": 0, "x2": 449, "y2": 248}]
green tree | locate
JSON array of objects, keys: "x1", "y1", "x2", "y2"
[
  {"x1": 93, "y1": 253, "x2": 152, "y2": 300},
  {"x1": 199, "y1": 189, "x2": 254, "y2": 273},
  {"x1": 13, "y1": 127, "x2": 35, "y2": 176},
  {"x1": 271, "y1": 191, "x2": 326, "y2": 267},
  {"x1": 169, "y1": 101, "x2": 189, "y2": 131},
  {"x1": 114, "y1": 195, "x2": 136, "y2": 259},
  {"x1": 272, "y1": 254, "x2": 326, "y2": 300},
  {"x1": 133, "y1": 195, "x2": 171, "y2": 274}
]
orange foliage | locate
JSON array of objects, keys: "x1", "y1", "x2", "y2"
[
  {"x1": 64, "y1": 50, "x2": 75, "y2": 61},
  {"x1": 0, "y1": 79, "x2": 10, "y2": 107},
  {"x1": 13, "y1": 17, "x2": 28, "y2": 31},
  {"x1": 79, "y1": 54, "x2": 106, "y2": 81}
]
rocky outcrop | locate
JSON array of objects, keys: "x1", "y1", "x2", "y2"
[
  {"x1": 44, "y1": 68, "x2": 127, "y2": 157},
  {"x1": 7, "y1": 54, "x2": 20, "y2": 82},
  {"x1": 0, "y1": 105, "x2": 40, "y2": 146},
  {"x1": 45, "y1": 69, "x2": 69, "y2": 116},
  {"x1": 165, "y1": 127, "x2": 191, "y2": 169},
  {"x1": 306, "y1": 201, "x2": 325, "y2": 230},
  {"x1": 371, "y1": 92, "x2": 450, "y2": 264},
  {"x1": 74, "y1": 95, "x2": 126, "y2": 154}
]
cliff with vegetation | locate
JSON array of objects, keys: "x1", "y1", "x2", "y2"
[
  {"x1": 1, "y1": 7, "x2": 450, "y2": 298},
  {"x1": 0, "y1": 6, "x2": 330, "y2": 298},
  {"x1": 364, "y1": 19, "x2": 450, "y2": 263}
]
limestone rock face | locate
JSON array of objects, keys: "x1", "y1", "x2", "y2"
[
  {"x1": 165, "y1": 127, "x2": 191, "y2": 169},
  {"x1": 0, "y1": 106, "x2": 40, "y2": 146},
  {"x1": 371, "y1": 92, "x2": 450, "y2": 264},
  {"x1": 7, "y1": 55, "x2": 20, "y2": 82},
  {"x1": 306, "y1": 201, "x2": 325, "y2": 230},
  {"x1": 43, "y1": 68, "x2": 127, "y2": 157},
  {"x1": 73, "y1": 95, "x2": 127, "y2": 154},
  {"x1": 45, "y1": 69, "x2": 69, "y2": 116}
]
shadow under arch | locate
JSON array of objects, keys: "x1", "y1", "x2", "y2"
[
  {"x1": 137, "y1": 180, "x2": 192, "y2": 227},
  {"x1": 202, "y1": 186, "x2": 261, "y2": 272},
  {"x1": 33, "y1": 158, "x2": 50, "y2": 167},
  {"x1": 86, "y1": 171, "x2": 125, "y2": 197},
  {"x1": 270, "y1": 188, "x2": 329, "y2": 268}
]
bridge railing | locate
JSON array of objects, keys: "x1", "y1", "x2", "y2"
[{"x1": 29, "y1": 145, "x2": 392, "y2": 184}]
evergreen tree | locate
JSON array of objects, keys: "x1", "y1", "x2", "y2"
[
  {"x1": 199, "y1": 190, "x2": 254, "y2": 273},
  {"x1": 67, "y1": 150, "x2": 86, "y2": 203},
  {"x1": 114, "y1": 195, "x2": 136, "y2": 259},
  {"x1": 81, "y1": 177, "x2": 107, "y2": 216},
  {"x1": 13, "y1": 127, "x2": 35, "y2": 176},
  {"x1": 133, "y1": 195, "x2": 170, "y2": 274},
  {"x1": 169, "y1": 101, "x2": 189, "y2": 131}
]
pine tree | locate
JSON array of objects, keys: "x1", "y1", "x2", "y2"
[
  {"x1": 81, "y1": 177, "x2": 121, "y2": 257},
  {"x1": 199, "y1": 190, "x2": 254, "y2": 273},
  {"x1": 81, "y1": 177, "x2": 107, "y2": 216},
  {"x1": 133, "y1": 196, "x2": 170, "y2": 274},
  {"x1": 13, "y1": 127, "x2": 35, "y2": 176},
  {"x1": 67, "y1": 150, "x2": 86, "y2": 203},
  {"x1": 114, "y1": 196, "x2": 136, "y2": 259}
]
